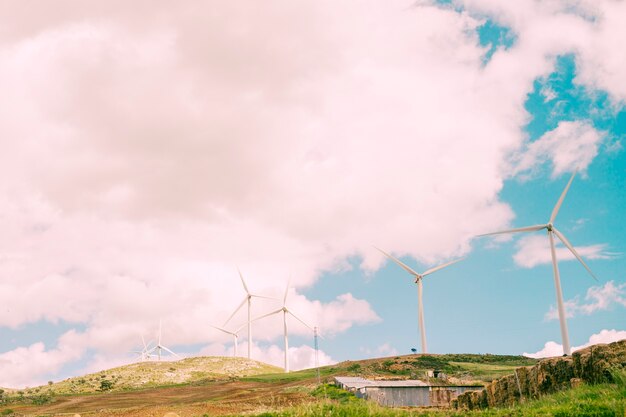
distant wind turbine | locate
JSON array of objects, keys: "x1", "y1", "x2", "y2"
[
  {"x1": 375, "y1": 246, "x2": 464, "y2": 354},
  {"x1": 147, "y1": 320, "x2": 180, "y2": 361},
  {"x1": 478, "y1": 171, "x2": 597, "y2": 356},
  {"x1": 130, "y1": 334, "x2": 154, "y2": 362},
  {"x1": 252, "y1": 279, "x2": 313, "y2": 373},
  {"x1": 211, "y1": 323, "x2": 247, "y2": 357},
  {"x1": 223, "y1": 268, "x2": 275, "y2": 359}
]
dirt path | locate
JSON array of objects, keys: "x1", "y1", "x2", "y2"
[{"x1": 11, "y1": 380, "x2": 315, "y2": 416}]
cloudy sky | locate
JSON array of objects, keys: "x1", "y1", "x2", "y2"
[{"x1": 0, "y1": 0, "x2": 625, "y2": 388}]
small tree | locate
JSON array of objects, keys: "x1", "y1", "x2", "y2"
[{"x1": 99, "y1": 379, "x2": 114, "y2": 391}]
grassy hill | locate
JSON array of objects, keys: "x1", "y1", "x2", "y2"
[
  {"x1": 30, "y1": 356, "x2": 282, "y2": 396},
  {"x1": 250, "y1": 372, "x2": 626, "y2": 417},
  {"x1": 243, "y1": 353, "x2": 537, "y2": 386},
  {"x1": 6, "y1": 346, "x2": 626, "y2": 417},
  {"x1": 1, "y1": 352, "x2": 535, "y2": 416}
]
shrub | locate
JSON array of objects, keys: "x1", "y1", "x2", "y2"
[
  {"x1": 99, "y1": 379, "x2": 114, "y2": 391},
  {"x1": 346, "y1": 363, "x2": 361, "y2": 372}
]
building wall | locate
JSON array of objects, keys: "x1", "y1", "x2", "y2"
[
  {"x1": 359, "y1": 386, "x2": 483, "y2": 407},
  {"x1": 361, "y1": 386, "x2": 431, "y2": 407}
]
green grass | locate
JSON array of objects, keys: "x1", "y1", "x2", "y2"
[
  {"x1": 242, "y1": 368, "x2": 336, "y2": 384},
  {"x1": 451, "y1": 362, "x2": 529, "y2": 381},
  {"x1": 236, "y1": 371, "x2": 626, "y2": 417}
]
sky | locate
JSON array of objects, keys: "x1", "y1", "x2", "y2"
[{"x1": 0, "y1": 0, "x2": 625, "y2": 388}]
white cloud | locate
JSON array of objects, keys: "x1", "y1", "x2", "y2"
[
  {"x1": 359, "y1": 342, "x2": 399, "y2": 357},
  {"x1": 0, "y1": 0, "x2": 623, "y2": 387},
  {"x1": 0, "y1": 331, "x2": 85, "y2": 388},
  {"x1": 545, "y1": 281, "x2": 626, "y2": 320},
  {"x1": 524, "y1": 329, "x2": 626, "y2": 358},
  {"x1": 513, "y1": 234, "x2": 615, "y2": 269},
  {"x1": 513, "y1": 121, "x2": 604, "y2": 177}
]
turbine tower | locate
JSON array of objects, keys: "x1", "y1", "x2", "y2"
[
  {"x1": 478, "y1": 171, "x2": 597, "y2": 356},
  {"x1": 223, "y1": 268, "x2": 275, "y2": 359},
  {"x1": 148, "y1": 320, "x2": 180, "y2": 361},
  {"x1": 211, "y1": 323, "x2": 247, "y2": 357},
  {"x1": 252, "y1": 279, "x2": 313, "y2": 373},
  {"x1": 375, "y1": 246, "x2": 464, "y2": 354}
]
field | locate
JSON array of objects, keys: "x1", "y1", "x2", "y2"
[
  {"x1": 0, "y1": 353, "x2": 536, "y2": 416},
  {"x1": 2, "y1": 350, "x2": 623, "y2": 417}
]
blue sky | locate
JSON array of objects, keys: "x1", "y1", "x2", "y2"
[{"x1": 0, "y1": 1, "x2": 625, "y2": 388}]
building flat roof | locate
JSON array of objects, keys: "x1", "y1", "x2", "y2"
[{"x1": 334, "y1": 376, "x2": 428, "y2": 389}]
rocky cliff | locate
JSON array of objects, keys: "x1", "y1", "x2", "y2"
[{"x1": 453, "y1": 339, "x2": 626, "y2": 410}]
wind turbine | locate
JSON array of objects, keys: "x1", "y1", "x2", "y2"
[
  {"x1": 130, "y1": 334, "x2": 154, "y2": 362},
  {"x1": 478, "y1": 171, "x2": 597, "y2": 356},
  {"x1": 375, "y1": 246, "x2": 464, "y2": 354},
  {"x1": 211, "y1": 323, "x2": 247, "y2": 357},
  {"x1": 147, "y1": 321, "x2": 180, "y2": 361},
  {"x1": 252, "y1": 280, "x2": 313, "y2": 373},
  {"x1": 223, "y1": 268, "x2": 275, "y2": 359}
]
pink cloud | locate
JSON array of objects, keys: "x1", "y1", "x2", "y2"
[
  {"x1": 545, "y1": 281, "x2": 626, "y2": 320},
  {"x1": 513, "y1": 234, "x2": 615, "y2": 269},
  {"x1": 524, "y1": 329, "x2": 626, "y2": 358},
  {"x1": 0, "y1": 0, "x2": 624, "y2": 387}
]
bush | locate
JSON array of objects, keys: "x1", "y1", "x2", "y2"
[
  {"x1": 346, "y1": 363, "x2": 361, "y2": 372},
  {"x1": 311, "y1": 384, "x2": 359, "y2": 404},
  {"x1": 99, "y1": 379, "x2": 114, "y2": 391}
]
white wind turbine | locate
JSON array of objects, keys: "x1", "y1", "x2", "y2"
[
  {"x1": 478, "y1": 171, "x2": 597, "y2": 356},
  {"x1": 223, "y1": 268, "x2": 275, "y2": 359},
  {"x1": 211, "y1": 323, "x2": 247, "y2": 357},
  {"x1": 252, "y1": 280, "x2": 313, "y2": 373},
  {"x1": 375, "y1": 246, "x2": 464, "y2": 354},
  {"x1": 147, "y1": 321, "x2": 180, "y2": 361},
  {"x1": 130, "y1": 334, "x2": 155, "y2": 362}
]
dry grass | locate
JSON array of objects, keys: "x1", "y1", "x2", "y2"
[{"x1": 37, "y1": 356, "x2": 282, "y2": 395}]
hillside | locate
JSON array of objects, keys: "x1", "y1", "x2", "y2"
[
  {"x1": 243, "y1": 352, "x2": 538, "y2": 386},
  {"x1": 14, "y1": 350, "x2": 618, "y2": 417},
  {"x1": 34, "y1": 356, "x2": 282, "y2": 395},
  {"x1": 2, "y1": 352, "x2": 536, "y2": 416}
]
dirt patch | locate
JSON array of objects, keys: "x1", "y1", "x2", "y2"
[{"x1": 12, "y1": 378, "x2": 316, "y2": 417}]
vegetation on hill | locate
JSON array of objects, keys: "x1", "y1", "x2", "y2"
[
  {"x1": 244, "y1": 353, "x2": 537, "y2": 386},
  {"x1": 4, "y1": 344, "x2": 625, "y2": 417},
  {"x1": 5, "y1": 356, "x2": 281, "y2": 399},
  {"x1": 241, "y1": 370, "x2": 626, "y2": 416}
]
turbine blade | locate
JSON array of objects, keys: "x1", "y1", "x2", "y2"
[
  {"x1": 250, "y1": 294, "x2": 279, "y2": 301},
  {"x1": 237, "y1": 266, "x2": 250, "y2": 294},
  {"x1": 287, "y1": 310, "x2": 313, "y2": 331},
  {"x1": 223, "y1": 297, "x2": 248, "y2": 326},
  {"x1": 552, "y1": 227, "x2": 598, "y2": 281},
  {"x1": 373, "y1": 246, "x2": 420, "y2": 277},
  {"x1": 477, "y1": 224, "x2": 547, "y2": 237},
  {"x1": 211, "y1": 325, "x2": 236, "y2": 336},
  {"x1": 234, "y1": 322, "x2": 249, "y2": 334},
  {"x1": 550, "y1": 171, "x2": 577, "y2": 224},
  {"x1": 422, "y1": 257, "x2": 465, "y2": 277},
  {"x1": 141, "y1": 334, "x2": 147, "y2": 350},
  {"x1": 158, "y1": 320, "x2": 162, "y2": 346},
  {"x1": 251, "y1": 309, "x2": 283, "y2": 323},
  {"x1": 161, "y1": 346, "x2": 179, "y2": 357},
  {"x1": 283, "y1": 278, "x2": 291, "y2": 305}
]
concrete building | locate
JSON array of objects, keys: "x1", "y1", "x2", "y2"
[{"x1": 334, "y1": 376, "x2": 482, "y2": 407}]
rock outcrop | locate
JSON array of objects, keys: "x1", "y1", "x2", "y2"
[{"x1": 454, "y1": 339, "x2": 626, "y2": 410}]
